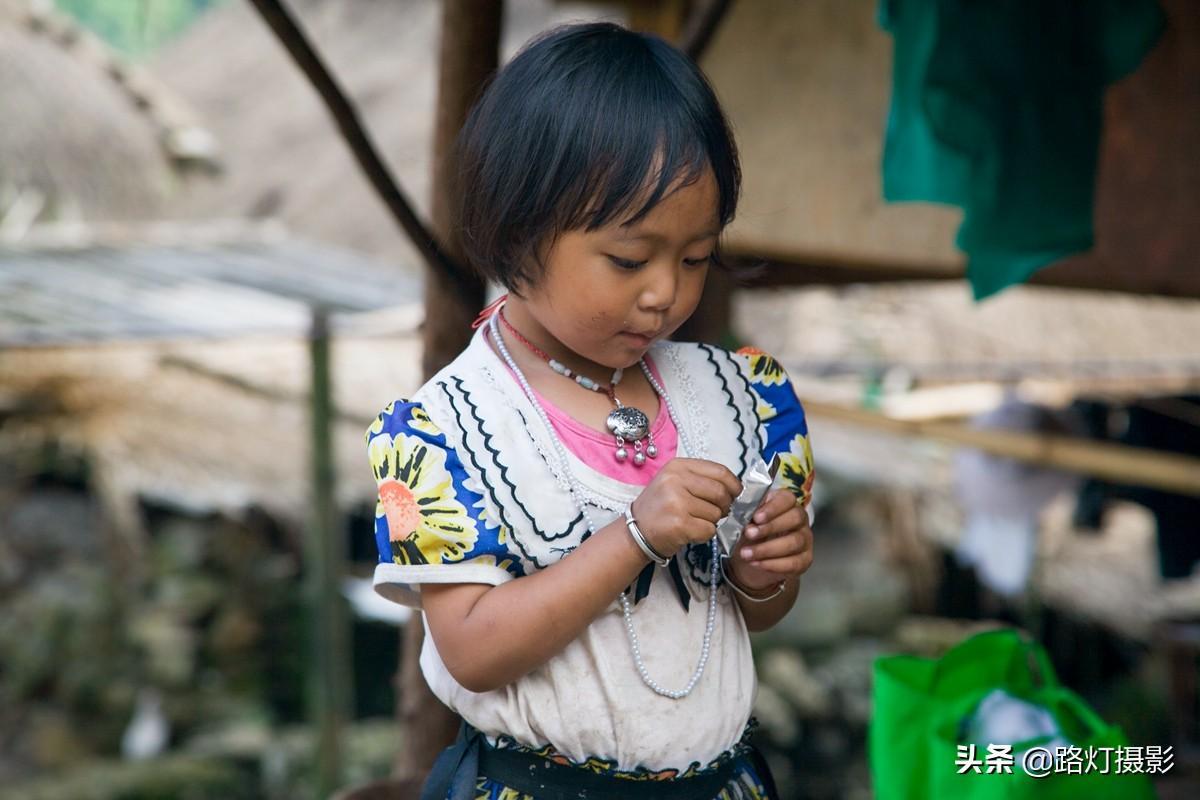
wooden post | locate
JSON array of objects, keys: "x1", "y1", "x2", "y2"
[
  {"x1": 628, "y1": 0, "x2": 691, "y2": 40},
  {"x1": 674, "y1": 264, "x2": 736, "y2": 346},
  {"x1": 394, "y1": 0, "x2": 501, "y2": 784},
  {"x1": 307, "y1": 307, "x2": 351, "y2": 797},
  {"x1": 627, "y1": 0, "x2": 738, "y2": 347},
  {"x1": 679, "y1": 0, "x2": 734, "y2": 61},
  {"x1": 420, "y1": 0, "x2": 494, "y2": 376}
]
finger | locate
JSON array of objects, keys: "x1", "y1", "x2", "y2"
[
  {"x1": 745, "y1": 506, "x2": 807, "y2": 542},
  {"x1": 683, "y1": 475, "x2": 740, "y2": 517},
  {"x1": 738, "y1": 529, "x2": 809, "y2": 563},
  {"x1": 750, "y1": 489, "x2": 798, "y2": 526},
  {"x1": 747, "y1": 549, "x2": 813, "y2": 576},
  {"x1": 678, "y1": 459, "x2": 743, "y2": 501},
  {"x1": 685, "y1": 493, "x2": 727, "y2": 526}
]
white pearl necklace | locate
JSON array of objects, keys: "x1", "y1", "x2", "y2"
[{"x1": 487, "y1": 310, "x2": 721, "y2": 699}]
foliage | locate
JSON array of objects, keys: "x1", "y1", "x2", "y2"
[
  {"x1": 0, "y1": 754, "x2": 253, "y2": 800},
  {"x1": 53, "y1": 0, "x2": 226, "y2": 59}
]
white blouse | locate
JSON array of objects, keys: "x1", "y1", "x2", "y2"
[{"x1": 365, "y1": 326, "x2": 814, "y2": 773}]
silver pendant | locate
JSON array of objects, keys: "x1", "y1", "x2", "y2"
[
  {"x1": 608, "y1": 407, "x2": 657, "y2": 465},
  {"x1": 606, "y1": 406, "x2": 649, "y2": 440}
]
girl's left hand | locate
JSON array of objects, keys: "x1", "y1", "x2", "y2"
[{"x1": 727, "y1": 488, "x2": 814, "y2": 592}]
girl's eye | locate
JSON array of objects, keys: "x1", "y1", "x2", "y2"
[
  {"x1": 606, "y1": 255, "x2": 646, "y2": 270},
  {"x1": 606, "y1": 253, "x2": 714, "y2": 270}
]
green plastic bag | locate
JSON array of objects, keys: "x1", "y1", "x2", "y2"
[
  {"x1": 870, "y1": 628, "x2": 1156, "y2": 800},
  {"x1": 928, "y1": 685, "x2": 1154, "y2": 800}
]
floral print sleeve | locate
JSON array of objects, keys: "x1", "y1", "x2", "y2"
[
  {"x1": 365, "y1": 400, "x2": 523, "y2": 607},
  {"x1": 735, "y1": 347, "x2": 815, "y2": 511}
]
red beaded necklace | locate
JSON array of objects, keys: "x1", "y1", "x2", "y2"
[
  {"x1": 497, "y1": 308, "x2": 622, "y2": 402},
  {"x1": 488, "y1": 306, "x2": 659, "y2": 466}
]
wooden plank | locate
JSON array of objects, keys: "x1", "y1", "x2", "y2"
[
  {"x1": 729, "y1": 247, "x2": 1200, "y2": 300},
  {"x1": 805, "y1": 399, "x2": 1200, "y2": 496}
]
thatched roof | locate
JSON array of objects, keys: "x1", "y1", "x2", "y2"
[
  {"x1": 0, "y1": 220, "x2": 419, "y2": 346},
  {"x1": 0, "y1": 325, "x2": 422, "y2": 525},
  {"x1": 152, "y1": 0, "x2": 621, "y2": 271},
  {"x1": 0, "y1": 223, "x2": 423, "y2": 524},
  {"x1": 0, "y1": 1, "x2": 216, "y2": 232},
  {"x1": 0, "y1": 21, "x2": 166, "y2": 223}
]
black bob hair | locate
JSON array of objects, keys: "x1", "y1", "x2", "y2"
[{"x1": 452, "y1": 21, "x2": 742, "y2": 292}]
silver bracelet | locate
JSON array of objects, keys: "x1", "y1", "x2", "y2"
[
  {"x1": 720, "y1": 555, "x2": 789, "y2": 603},
  {"x1": 623, "y1": 507, "x2": 670, "y2": 567}
]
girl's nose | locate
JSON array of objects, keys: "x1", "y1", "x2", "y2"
[{"x1": 639, "y1": 262, "x2": 679, "y2": 312}]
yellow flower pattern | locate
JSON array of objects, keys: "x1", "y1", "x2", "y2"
[
  {"x1": 777, "y1": 433, "x2": 815, "y2": 509},
  {"x1": 736, "y1": 346, "x2": 787, "y2": 387},
  {"x1": 736, "y1": 347, "x2": 815, "y2": 510},
  {"x1": 369, "y1": 428, "x2": 477, "y2": 566},
  {"x1": 364, "y1": 400, "x2": 394, "y2": 440},
  {"x1": 754, "y1": 392, "x2": 778, "y2": 423},
  {"x1": 408, "y1": 404, "x2": 443, "y2": 437}
]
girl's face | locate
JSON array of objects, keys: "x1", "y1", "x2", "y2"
[{"x1": 506, "y1": 166, "x2": 721, "y2": 372}]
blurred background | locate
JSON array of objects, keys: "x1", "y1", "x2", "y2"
[{"x1": 1, "y1": 0, "x2": 1198, "y2": 798}]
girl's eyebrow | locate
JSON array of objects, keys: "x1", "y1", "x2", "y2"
[{"x1": 613, "y1": 227, "x2": 721, "y2": 244}]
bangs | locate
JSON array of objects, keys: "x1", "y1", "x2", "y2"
[{"x1": 454, "y1": 22, "x2": 741, "y2": 290}]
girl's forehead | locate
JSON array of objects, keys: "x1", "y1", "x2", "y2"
[{"x1": 602, "y1": 171, "x2": 722, "y2": 240}]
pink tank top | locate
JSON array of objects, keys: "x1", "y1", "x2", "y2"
[{"x1": 495, "y1": 346, "x2": 678, "y2": 486}]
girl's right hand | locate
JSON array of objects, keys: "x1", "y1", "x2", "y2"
[{"x1": 629, "y1": 459, "x2": 742, "y2": 556}]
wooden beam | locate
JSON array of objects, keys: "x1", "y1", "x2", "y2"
[
  {"x1": 726, "y1": 249, "x2": 956, "y2": 288},
  {"x1": 724, "y1": 246, "x2": 1200, "y2": 300},
  {"x1": 245, "y1": 0, "x2": 479, "y2": 302},
  {"x1": 804, "y1": 399, "x2": 1200, "y2": 496}
]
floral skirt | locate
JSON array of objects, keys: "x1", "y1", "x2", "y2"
[
  {"x1": 468, "y1": 755, "x2": 773, "y2": 800},
  {"x1": 432, "y1": 720, "x2": 778, "y2": 800}
]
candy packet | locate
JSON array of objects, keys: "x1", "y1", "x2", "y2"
[{"x1": 715, "y1": 453, "x2": 781, "y2": 557}]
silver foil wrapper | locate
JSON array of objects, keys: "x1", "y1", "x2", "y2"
[{"x1": 715, "y1": 453, "x2": 781, "y2": 556}]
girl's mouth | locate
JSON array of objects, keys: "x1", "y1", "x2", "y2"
[{"x1": 620, "y1": 331, "x2": 657, "y2": 346}]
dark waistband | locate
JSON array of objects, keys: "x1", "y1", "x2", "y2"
[{"x1": 421, "y1": 722, "x2": 754, "y2": 800}]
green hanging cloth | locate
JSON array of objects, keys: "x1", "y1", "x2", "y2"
[{"x1": 879, "y1": 0, "x2": 1165, "y2": 299}]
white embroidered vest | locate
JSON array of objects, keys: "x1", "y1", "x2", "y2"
[
  {"x1": 407, "y1": 325, "x2": 767, "y2": 772},
  {"x1": 412, "y1": 324, "x2": 767, "y2": 584}
]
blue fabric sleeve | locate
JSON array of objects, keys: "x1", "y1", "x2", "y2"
[
  {"x1": 364, "y1": 400, "x2": 523, "y2": 607},
  {"x1": 734, "y1": 348, "x2": 815, "y2": 510}
]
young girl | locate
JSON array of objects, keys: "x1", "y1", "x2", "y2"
[{"x1": 366, "y1": 22, "x2": 815, "y2": 800}]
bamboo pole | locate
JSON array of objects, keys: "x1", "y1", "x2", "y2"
[
  {"x1": 803, "y1": 398, "x2": 1200, "y2": 496},
  {"x1": 306, "y1": 307, "x2": 351, "y2": 796}
]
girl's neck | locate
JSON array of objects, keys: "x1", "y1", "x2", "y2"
[{"x1": 499, "y1": 300, "x2": 636, "y2": 385}]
